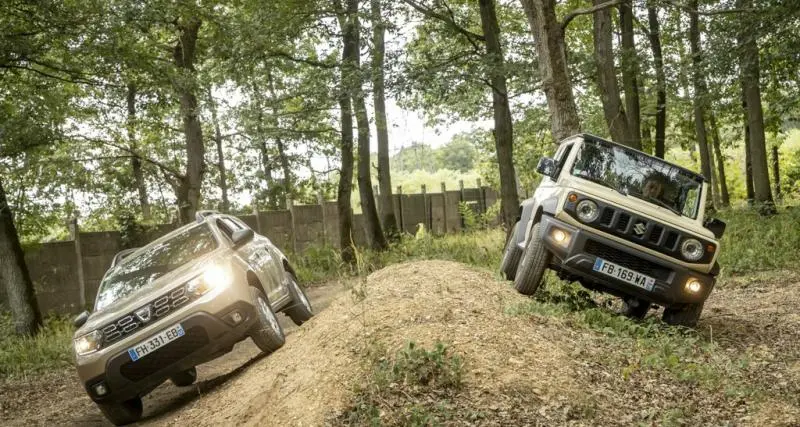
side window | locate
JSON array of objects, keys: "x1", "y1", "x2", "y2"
[{"x1": 555, "y1": 143, "x2": 574, "y2": 171}]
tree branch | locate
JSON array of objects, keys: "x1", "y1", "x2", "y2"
[
  {"x1": 263, "y1": 50, "x2": 337, "y2": 69},
  {"x1": 72, "y1": 135, "x2": 185, "y2": 180},
  {"x1": 661, "y1": 0, "x2": 754, "y2": 15},
  {"x1": 402, "y1": 0, "x2": 486, "y2": 49},
  {"x1": 562, "y1": 0, "x2": 624, "y2": 31}
]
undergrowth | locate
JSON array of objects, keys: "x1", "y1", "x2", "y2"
[
  {"x1": 0, "y1": 313, "x2": 74, "y2": 378},
  {"x1": 715, "y1": 206, "x2": 800, "y2": 274}
]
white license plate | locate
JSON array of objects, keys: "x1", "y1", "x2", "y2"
[
  {"x1": 127, "y1": 323, "x2": 185, "y2": 362},
  {"x1": 592, "y1": 258, "x2": 655, "y2": 291}
]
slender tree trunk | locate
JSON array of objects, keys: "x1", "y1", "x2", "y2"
[
  {"x1": 593, "y1": 1, "x2": 631, "y2": 145},
  {"x1": 0, "y1": 177, "x2": 42, "y2": 336},
  {"x1": 370, "y1": 0, "x2": 398, "y2": 237},
  {"x1": 126, "y1": 84, "x2": 151, "y2": 220},
  {"x1": 772, "y1": 145, "x2": 781, "y2": 202},
  {"x1": 709, "y1": 112, "x2": 730, "y2": 206},
  {"x1": 737, "y1": 0, "x2": 775, "y2": 214},
  {"x1": 620, "y1": 0, "x2": 641, "y2": 149},
  {"x1": 207, "y1": 89, "x2": 230, "y2": 213},
  {"x1": 708, "y1": 135, "x2": 722, "y2": 210},
  {"x1": 251, "y1": 82, "x2": 276, "y2": 208},
  {"x1": 741, "y1": 82, "x2": 755, "y2": 204},
  {"x1": 519, "y1": 0, "x2": 581, "y2": 142},
  {"x1": 172, "y1": 18, "x2": 205, "y2": 224},
  {"x1": 351, "y1": 0, "x2": 387, "y2": 251},
  {"x1": 266, "y1": 71, "x2": 293, "y2": 206},
  {"x1": 688, "y1": 3, "x2": 713, "y2": 198},
  {"x1": 478, "y1": 0, "x2": 519, "y2": 231},
  {"x1": 647, "y1": 4, "x2": 666, "y2": 158},
  {"x1": 336, "y1": 0, "x2": 357, "y2": 262}
]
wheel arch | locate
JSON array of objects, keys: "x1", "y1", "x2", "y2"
[{"x1": 246, "y1": 270, "x2": 268, "y2": 297}]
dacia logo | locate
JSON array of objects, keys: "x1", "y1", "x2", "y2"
[
  {"x1": 135, "y1": 306, "x2": 152, "y2": 323},
  {"x1": 633, "y1": 222, "x2": 647, "y2": 236}
]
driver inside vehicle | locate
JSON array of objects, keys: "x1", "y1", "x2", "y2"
[{"x1": 642, "y1": 174, "x2": 666, "y2": 199}]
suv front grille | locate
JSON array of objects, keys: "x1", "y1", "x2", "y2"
[
  {"x1": 119, "y1": 326, "x2": 208, "y2": 381},
  {"x1": 100, "y1": 285, "x2": 196, "y2": 345},
  {"x1": 585, "y1": 240, "x2": 672, "y2": 281}
]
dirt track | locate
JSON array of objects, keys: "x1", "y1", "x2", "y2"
[{"x1": 2, "y1": 263, "x2": 799, "y2": 426}]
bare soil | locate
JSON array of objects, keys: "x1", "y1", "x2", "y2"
[{"x1": 1, "y1": 262, "x2": 798, "y2": 426}]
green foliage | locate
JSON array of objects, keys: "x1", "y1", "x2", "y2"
[
  {"x1": 457, "y1": 201, "x2": 500, "y2": 231},
  {"x1": 716, "y1": 206, "x2": 800, "y2": 274},
  {"x1": 0, "y1": 313, "x2": 74, "y2": 378}
]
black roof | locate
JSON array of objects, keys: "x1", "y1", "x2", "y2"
[{"x1": 567, "y1": 133, "x2": 706, "y2": 182}]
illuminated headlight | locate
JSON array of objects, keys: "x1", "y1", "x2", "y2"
[
  {"x1": 74, "y1": 330, "x2": 102, "y2": 356},
  {"x1": 187, "y1": 264, "x2": 232, "y2": 297},
  {"x1": 576, "y1": 200, "x2": 600, "y2": 222},
  {"x1": 550, "y1": 228, "x2": 571, "y2": 247},
  {"x1": 681, "y1": 238, "x2": 705, "y2": 261},
  {"x1": 685, "y1": 279, "x2": 703, "y2": 293}
]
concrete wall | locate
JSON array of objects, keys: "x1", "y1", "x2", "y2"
[{"x1": 1, "y1": 186, "x2": 499, "y2": 314}]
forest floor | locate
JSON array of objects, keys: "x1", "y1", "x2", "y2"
[{"x1": 1, "y1": 261, "x2": 799, "y2": 426}]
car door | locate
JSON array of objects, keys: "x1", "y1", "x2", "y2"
[{"x1": 217, "y1": 217, "x2": 285, "y2": 303}]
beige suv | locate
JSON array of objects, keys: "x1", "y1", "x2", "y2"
[
  {"x1": 501, "y1": 134, "x2": 725, "y2": 327},
  {"x1": 71, "y1": 211, "x2": 313, "y2": 425}
]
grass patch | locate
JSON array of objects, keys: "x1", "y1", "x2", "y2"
[
  {"x1": 337, "y1": 341, "x2": 467, "y2": 426},
  {"x1": 0, "y1": 313, "x2": 74, "y2": 378},
  {"x1": 716, "y1": 206, "x2": 800, "y2": 275}
]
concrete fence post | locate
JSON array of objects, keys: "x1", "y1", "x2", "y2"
[
  {"x1": 252, "y1": 202, "x2": 263, "y2": 235},
  {"x1": 396, "y1": 185, "x2": 404, "y2": 234},
  {"x1": 458, "y1": 180, "x2": 465, "y2": 229},
  {"x1": 286, "y1": 198, "x2": 297, "y2": 253},
  {"x1": 440, "y1": 182, "x2": 448, "y2": 234},
  {"x1": 421, "y1": 184, "x2": 430, "y2": 232},
  {"x1": 68, "y1": 218, "x2": 86, "y2": 307},
  {"x1": 317, "y1": 192, "x2": 327, "y2": 245},
  {"x1": 477, "y1": 177, "x2": 485, "y2": 214}
]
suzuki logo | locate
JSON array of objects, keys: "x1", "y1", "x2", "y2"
[
  {"x1": 135, "y1": 306, "x2": 152, "y2": 323},
  {"x1": 633, "y1": 222, "x2": 647, "y2": 236}
]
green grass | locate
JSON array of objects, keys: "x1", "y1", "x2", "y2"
[
  {"x1": 715, "y1": 206, "x2": 800, "y2": 274},
  {"x1": 0, "y1": 313, "x2": 74, "y2": 378}
]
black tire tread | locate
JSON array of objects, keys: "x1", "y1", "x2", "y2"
[
  {"x1": 249, "y1": 287, "x2": 285, "y2": 354},
  {"x1": 662, "y1": 303, "x2": 704, "y2": 327},
  {"x1": 513, "y1": 223, "x2": 552, "y2": 296},
  {"x1": 500, "y1": 223, "x2": 523, "y2": 281},
  {"x1": 170, "y1": 366, "x2": 197, "y2": 387},
  {"x1": 284, "y1": 274, "x2": 314, "y2": 326},
  {"x1": 97, "y1": 397, "x2": 143, "y2": 426}
]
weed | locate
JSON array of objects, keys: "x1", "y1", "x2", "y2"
[{"x1": 0, "y1": 313, "x2": 74, "y2": 378}]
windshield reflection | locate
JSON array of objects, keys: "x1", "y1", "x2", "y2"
[
  {"x1": 571, "y1": 139, "x2": 703, "y2": 218},
  {"x1": 94, "y1": 224, "x2": 218, "y2": 311}
]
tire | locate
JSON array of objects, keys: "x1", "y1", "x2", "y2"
[
  {"x1": 248, "y1": 287, "x2": 286, "y2": 354},
  {"x1": 170, "y1": 366, "x2": 197, "y2": 387},
  {"x1": 284, "y1": 273, "x2": 314, "y2": 326},
  {"x1": 513, "y1": 223, "x2": 552, "y2": 296},
  {"x1": 500, "y1": 222, "x2": 523, "y2": 281},
  {"x1": 622, "y1": 299, "x2": 651, "y2": 320},
  {"x1": 97, "y1": 397, "x2": 143, "y2": 426},
  {"x1": 662, "y1": 303, "x2": 704, "y2": 327}
]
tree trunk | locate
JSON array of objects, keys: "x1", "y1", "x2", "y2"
[
  {"x1": 370, "y1": 0, "x2": 398, "y2": 237},
  {"x1": 0, "y1": 177, "x2": 42, "y2": 336},
  {"x1": 708, "y1": 134, "x2": 722, "y2": 210},
  {"x1": 478, "y1": 0, "x2": 519, "y2": 231},
  {"x1": 647, "y1": 4, "x2": 666, "y2": 159},
  {"x1": 772, "y1": 145, "x2": 781, "y2": 201},
  {"x1": 688, "y1": 3, "x2": 713, "y2": 199},
  {"x1": 336, "y1": 0, "x2": 357, "y2": 262},
  {"x1": 519, "y1": 0, "x2": 581, "y2": 142},
  {"x1": 593, "y1": 1, "x2": 631, "y2": 145},
  {"x1": 620, "y1": 0, "x2": 641, "y2": 149},
  {"x1": 266, "y1": 71, "x2": 293, "y2": 206},
  {"x1": 207, "y1": 89, "x2": 230, "y2": 213},
  {"x1": 173, "y1": 18, "x2": 205, "y2": 224},
  {"x1": 351, "y1": 0, "x2": 387, "y2": 251},
  {"x1": 251, "y1": 82, "x2": 277, "y2": 208},
  {"x1": 126, "y1": 84, "x2": 151, "y2": 220},
  {"x1": 709, "y1": 112, "x2": 730, "y2": 207},
  {"x1": 741, "y1": 82, "x2": 755, "y2": 204},
  {"x1": 737, "y1": 0, "x2": 774, "y2": 213}
]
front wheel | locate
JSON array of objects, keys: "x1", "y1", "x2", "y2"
[
  {"x1": 249, "y1": 287, "x2": 286, "y2": 354},
  {"x1": 513, "y1": 223, "x2": 552, "y2": 296},
  {"x1": 622, "y1": 299, "x2": 651, "y2": 320},
  {"x1": 284, "y1": 273, "x2": 314, "y2": 326},
  {"x1": 170, "y1": 366, "x2": 197, "y2": 387},
  {"x1": 662, "y1": 303, "x2": 704, "y2": 327},
  {"x1": 97, "y1": 397, "x2": 143, "y2": 426},
  {"x1": 500, "y1": 222, "x2": 523, "y2": 281}
]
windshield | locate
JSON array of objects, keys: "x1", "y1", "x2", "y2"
[
  {"x1": 570, "y1": 139, "x2": 703, "y2": 218},
  {"x1": 94, "y1": 224, "x2": 218, "y2": 311}
]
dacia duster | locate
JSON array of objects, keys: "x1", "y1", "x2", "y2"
[
  {"x1": 501, "y1": 134, "x2": 725, "y2": 327},
  {"x1": 72, "y1": 211, "x2": 314, "y2": 425}
]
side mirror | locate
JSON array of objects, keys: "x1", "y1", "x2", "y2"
[
  {"x1": 536, "y1": 157, "x2": 557, "y2": 178},
  {"x1": 74, "y1": 310, "x2": 89, "y2": 328},
  {"x1": 704, "y1": 218, "x2": 726, "y2": 239},
  {"x1": 231, "y1": 228, "x2": 255, "y2": 246}
]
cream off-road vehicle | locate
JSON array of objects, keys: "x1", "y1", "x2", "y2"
[
  {"x1": 501, "y1": 134, "x2": 725, "y2": 327},
  {"x1": 72, "y1": 211, "x2": 314, "y2": 425}
]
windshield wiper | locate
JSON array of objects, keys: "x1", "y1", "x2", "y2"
[
  {"x1": 628, "y1": 192, "x2": 682, "y2": 217},
  {"x1": 577, "y1": 175, "x2": 628, "y2": 196}
]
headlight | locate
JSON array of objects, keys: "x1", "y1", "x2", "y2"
[
  {"x1": 187, "y1": 264, "x2": 232, "y2": 296},
  {"x1": 681, "y1": 238, "x2": 705, "y2": 261},
  {"x1": 576, "y1": 200, "x2": 600, "y2": 222},
  {"x1": 74, "y1": 330, "x2": 103, "y2": 356}
]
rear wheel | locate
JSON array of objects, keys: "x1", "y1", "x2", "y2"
[
  {"x1": 513, "y1": 223, "x2": 552, "y2": 296},
  {"x1": 662, "y1": 303, "x2": 704, "y2": 327},
  {"x1": 622, "y1": 299, "x2": 651, "y2": 320},
  {"x1": 249, "y1": 287, "x2": 285, "y2": 354},
  {"x1": 284, "y1": 273, "x2": 314, "y2": 326},
  {"x1": 500, "y1": 222, "x2": 523, "y2": 281},
  {"x1": 97, "y1": 397, "x2": 143, "y2": 426},
  {"x1": 170, "y1": 366, "x2": 197, "y2": 387}
]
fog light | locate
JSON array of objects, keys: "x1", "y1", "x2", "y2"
[
  {"x1": 94, "y1": 382, "x2": 108, "y2": 397},
  {"x1": 230, "y1": 311, "x2": 243, "y2": 324},
  {"x1": 685, "y1": 279, "x2": 702, "y2": 293},
  {"x1": 550, "y1": 228, "x2": 571, "y2": 247}
]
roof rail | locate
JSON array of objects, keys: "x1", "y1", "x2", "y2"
[{"x1": 195, "y1": 210, "x2": 220, "y2": 223}]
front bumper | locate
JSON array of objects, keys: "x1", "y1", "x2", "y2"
[
  {"x1": 532, "y1": 215, "x2": 715, "y2": 307},
  {"x1": 81, "y1": 301, "x2": 257, "y2": 403}
]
